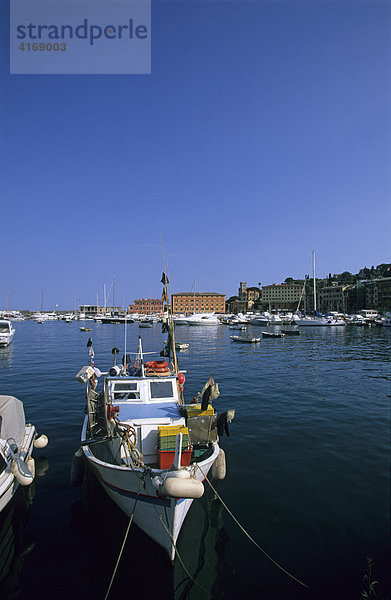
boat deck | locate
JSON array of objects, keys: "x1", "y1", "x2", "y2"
[{"x1": 115, "y1": 401, "x2": 183, "y2": 423}]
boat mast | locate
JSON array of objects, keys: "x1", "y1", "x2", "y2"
[{"x1": 312, "y1": 250, "x2": 317, "y2": 313}]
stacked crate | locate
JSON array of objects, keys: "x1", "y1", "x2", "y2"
[
  {"x1": 184, "y1": 404, "x2": 217, "y2": 444},
  {"x1": 184, "y1": 404, "x2": 214, "y2": 418},
  {"x1": 157, "y1": 425, "x2": 192, "y2": 468}
]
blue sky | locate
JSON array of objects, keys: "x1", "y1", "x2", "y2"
[{"x1": 1, "y1": 0, "x2": 390, "y2": 310}]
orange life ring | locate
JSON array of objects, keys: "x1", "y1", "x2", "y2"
[{"x1": 145, "y1": 360, "x2": 168, "y2": 370}]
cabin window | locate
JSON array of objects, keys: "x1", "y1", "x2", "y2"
[
  {"x1": 150, "y1": 381, "x2": 174, "y2": 399},
  {"x1": 113, "y1": 382, "x2": 139, "y2": 400},
  {"x1": 0, "y1": 324, "x2": 10, "y2": 332}
]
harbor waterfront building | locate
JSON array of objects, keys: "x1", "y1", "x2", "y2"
[
  {"x1": 227, "y1": 282, "x2": 261, "y2": 313},
  {"x1": 79, "y1": 305, "x2": 122, "y2": 316},
  {"x1": 128, "y1": 299, "x2": 164, "y2": 315},
  {"x1": 261, "y1": 283, "x2": 302, "y2": 311},
  {"x1": 172, "y1": 292, "x2": 225, "y2": 315},
  {"x1": 318, "y1": 284, "x2": 350, "y2": 313},
  {"x1": 363, "y1": 278, "x2": 391, "y2": 313}
]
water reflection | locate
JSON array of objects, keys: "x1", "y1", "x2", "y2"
[
  {"x1": 80, "y1": 468, "x2": 231, "y2": 600},
  {"x1": 0, "y1": 345, "x2": 13, "y2": 369},
  {"x1": 174, "y1": 489, "x2": 231, "y2": 600},
  {"x1": 0, "y1": 485, "x2": 35, "y2": 600}
]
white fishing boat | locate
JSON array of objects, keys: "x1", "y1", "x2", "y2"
[
  {"x1": 186, "y1": 313, "x2": 220, "y2": 326},
  {"x1": 0, "y1": 320, "x2": 15, "y2": 347},
  {"x1": 76, "y1": 274, "x2": 232, "y2": 561},
  {"x1": 0, "y1": 396, "x2": 48, "y2": 512}
]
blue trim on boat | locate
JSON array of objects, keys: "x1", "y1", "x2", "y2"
[{"x1": 98, "y1": 474, "x2": 172, "y2": 507}]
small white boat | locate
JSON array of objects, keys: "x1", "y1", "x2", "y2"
[
  {"x1": 80, "y1": 327, "x2": 93, "y2": 332},
  {"x1": 227, "y1": 324, "x2": 247, "y2": 330},
  {"x1": 230, "y1": 335, "x2": 260, "y2": 343},
  {"x1": 262, "y1": 331, "x2": 285, "y2": 338},
  {"x1": 138, "y1": 319, "x2": 153, "y2": 328},
  {"x1": 175, "y1": 342, "x2": 189, "y2": 350},
  {"x1": 0, "y1": 320, "x2": 15, "y2": 347},
  {"x1": 0, "y1": 395, "x2": 48, "y2": 512}
]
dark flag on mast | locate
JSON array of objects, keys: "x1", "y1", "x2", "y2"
[
  {"x1": 161, "y1": 272, "x2": 169, "y2": 303},
  {"x1": 161, "y1": 272, "x2": 170, "y2": 332}
]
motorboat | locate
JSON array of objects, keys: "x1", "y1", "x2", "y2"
[
  {"x1": 76, "y1": 274, "x2": 232, "y2": 561},
  {"x1": 0, "y1": 311, "x2": 24, "y2": 321},
  {"x1": 295, "y1": 316, "x2": 346, "y2": 326},
  {"x1": 172, "y1": 315, "x2": 189, "y2": 326},
  {"x1": 0, "y1": 395, "x2": 48, "y2": 512},
  {"x1": 249, "y1": 312, "x2": 271, "y2": 325},
  {"x1": 0, "y1": 320, "x2": 15, "y2": 347},
  {"x1": 186, "y1": 314, "x2": 220, "y2": 326},
  {"x1": 269, "y1": 314, "x2": 283, "y2": 325}
]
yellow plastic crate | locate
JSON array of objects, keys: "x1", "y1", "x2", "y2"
[
  {"x1": 158, "y1": 425, "x2": 189, "y2": 437},
  {"x1": 185, "y1": 404, "x2": 214, "y2": 418}
]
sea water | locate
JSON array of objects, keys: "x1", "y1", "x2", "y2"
[{"x1": 0, "y1": 320, "x2": 389, "y2": 600}]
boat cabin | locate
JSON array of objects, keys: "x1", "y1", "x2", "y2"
[{"x1": 105, "y1": 371, "x2": 186, "y2": 466}]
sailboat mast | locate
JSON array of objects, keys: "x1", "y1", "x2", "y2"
[{"x1": 312, "y1": 250, "x2": 317, "y2": 313}]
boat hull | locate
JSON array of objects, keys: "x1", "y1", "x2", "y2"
[{"x1": 82, "y1": 430, "x2": 220, "y2": 560}]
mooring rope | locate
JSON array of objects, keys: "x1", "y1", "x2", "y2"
[
  {"x1": 156, "y1": 511, "x2": 214, "y2": 599},
  {"x1": 196, "y1": 463, "x2": 316, "y2": 595},
  {"x1": 103, "y1": 481, "x2": 142, "y2": 600}
]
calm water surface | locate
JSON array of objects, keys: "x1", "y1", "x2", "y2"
[{"x1": 0, "y1": 320, "x2": 389, "y2": 600}]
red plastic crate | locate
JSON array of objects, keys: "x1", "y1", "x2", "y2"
[{"x1": 157, "y1": 448, "x2": 192, "y2": 469}]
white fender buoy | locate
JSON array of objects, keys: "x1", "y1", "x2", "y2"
[
  {"x1": 34, "y1": 434, "x2": 48, "y2": 449},
  {"x1": 212, "y1": 448, "x2": 226, "y2": 480},
  {"x1": 161, "y1": 475, "x2": 204, "y2": 499},
  {"x1": 26, "y1": 457, "x2": 35, "y2": 478},
  {"x1": 70, "y1": 448, "x2": 85, "y2": 487},
  {"x1": 11, "y1": 458, "x2": 34, "y2": 486},
  {"x1": 165, "y1": 469, "x2": 190, "y2": 479}
]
